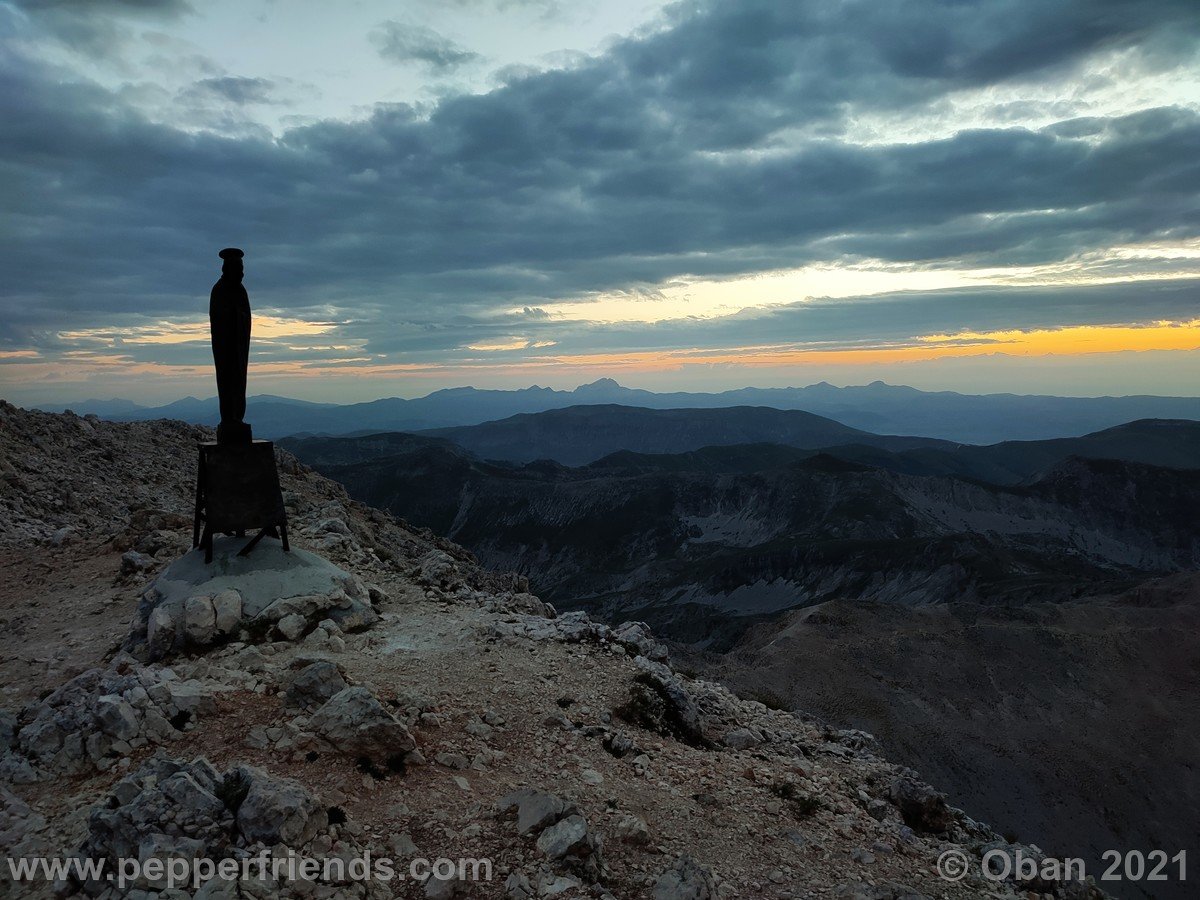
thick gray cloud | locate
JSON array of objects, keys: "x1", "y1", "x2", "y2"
[
  {"x1": 182, "y1": 76, "x2": 279, "y2": 106},
  {"x1": 1, "y1": 0, "x2": 1199, "y2": 361},
  {"x1": 371, "y1": 21, "x2": 480, "y2": 71},
  {"x1": 11, "y1": 0, "x2": 192, "y2": 60}
]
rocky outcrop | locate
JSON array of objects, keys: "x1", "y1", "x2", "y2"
[
  {"x1": 885, "y1": 772, "x2": 954, "y2": 834},
  {"x1": 0, "y1": 662, "x2": 215, "y2": 782},
  {"x1": 73, "y1": 755, "x2": 336, "y2": 897},
  {"x1": 303, "y1": 685, "x2": 417, "y2": 768},
  {"x1": 615, "y1": 659, "x2": 710, "y2": 749}
]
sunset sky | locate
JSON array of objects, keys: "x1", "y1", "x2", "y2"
[{"x1": 2, "y1": 0, "x2": 1199, "y2": 405}]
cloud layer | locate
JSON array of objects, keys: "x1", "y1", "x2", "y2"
[
  {"x1": 371, "y1": 21, "x2": 480, "y2": 72},
  {"x1": 1, "y1": 0, "x2": 1199, "y2": 397}
]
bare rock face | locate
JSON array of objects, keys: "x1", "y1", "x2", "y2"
[
  {"x1": 229, "y1": 764, "x2": 329, "y2": 846},
  {"x1": 415, "y1": 549, "x2": 464, "y2": 592},
  {"x1": 276, "y1": 612, "x2": 307, "y2": 640},
  {"x1": 612, "y1": 620, "x2": 669, "y2": 661},
  {"x1": 211, "y1": 589, "x2": 242, "y2": 634},
  {"x1": 535, "y1": 813, "x2": 603, "y2": 875},
  {"x1": 0, "y1": 783, "x2": 45, "y2": 857},
  {"x1": 304, "y1": 686, "x2": 417, "y2": 766},
  {"x1": 653, "y1": 855, "x2": 718, "y2": 900},
  {"x1": 184, "y1": 594, "x2": 218, "y2": 644},
  {"x1": 284, "y1": 660, "x2": 348, "y2": 710},
  {"x1": 85, "y1": 757, "x2": 232, "y2": 864},
  {"x1": 0, "y1": 711, "x2": 16, "y2": 751},
  {"x1": 146, "y1": 605, "x2": 176, "y2": 658},
  {"x1": 498, "y1": 788, "x2": 580, "y2": 836},
  {"x1": 886, "y1": 773, "x2": 954, "y2": 834},
  {"x1": 120, "y1": 550, "x2": 155, "y2": 575},
  {"x1": 613, "y1": 813, "x2": 651, "y2": 845},
  {"x1": 721, "y1": 726, "x2": 761, "y2": 750},
  {"x1": 125, "y1": 538, "x2": 378, "y2": 660}
]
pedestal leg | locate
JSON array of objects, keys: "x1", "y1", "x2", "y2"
[{"x1": 192, "y1": 447, "x2": 205, "y2": 549}]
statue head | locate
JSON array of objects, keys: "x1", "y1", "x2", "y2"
[{"x1": 218, "y1": 247, "x2": 244, "y2": 282}]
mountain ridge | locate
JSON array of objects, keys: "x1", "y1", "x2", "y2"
[
  {"x1": 34, "y1": 379, "x2": 1200, "y2": 444},
  {"x1": 419, "y1": 404, "x2": 958, "y2": 467}
]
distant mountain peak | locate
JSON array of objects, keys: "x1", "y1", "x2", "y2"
[{"x1": 575, "y1": 377, "x2": 625, "y2": 392}]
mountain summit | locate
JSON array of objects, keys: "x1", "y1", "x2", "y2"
[
  {"x1": 0, "y1": 400, "x2": 1112, "y2": 899},
  {"x1": 574, "y1": 378, "x2": 625, "y2": 394}
]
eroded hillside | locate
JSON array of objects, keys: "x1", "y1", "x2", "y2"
[{"x1": 276, "y1": 423, "x2": 1200, "y2": 900}]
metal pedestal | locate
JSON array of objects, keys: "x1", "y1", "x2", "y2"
[{"x1": 192, "y1": 440, "x2": 289, "y2": 563}]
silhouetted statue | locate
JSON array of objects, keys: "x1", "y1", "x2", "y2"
[
  {"x1": 210, "y1": 247, "x2": 252, "y2": 443},
  {"x1": 195, "y1": 247, "x2": 287, "y2": 562}
]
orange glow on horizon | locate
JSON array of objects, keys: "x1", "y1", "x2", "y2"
[{"x1": 4, "y1": 320, "x2": 1198, "y2": 389}]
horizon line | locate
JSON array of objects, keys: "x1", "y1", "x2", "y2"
[{"x1": 17, "y1": 377, "x2": 1200, "y2": 411}]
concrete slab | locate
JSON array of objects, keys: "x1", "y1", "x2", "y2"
[{"x1": 152, "y1": 536, "x2": 361, "y2": 617}]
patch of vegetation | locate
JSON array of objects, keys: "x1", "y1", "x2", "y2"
[
  {"x1": 770, "y1": 780, "x2": 823, "y2": 818},
  {"x1": 614, "y1": 672, "x2": 710, "y2": 748},
  {"x1": 216, "y1": 769, "x2": 252, "y2": 815}
]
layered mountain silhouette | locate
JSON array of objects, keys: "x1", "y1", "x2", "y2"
[
  {"x1": 420, "y1": 405, "x2": 957, "y2": 466},
  {"x1": 44, "y1": 379, "x2": 1200, "y2": 443},
  {"x1": 286, "y1": 411, "x2": 1200, "y2": 481}
]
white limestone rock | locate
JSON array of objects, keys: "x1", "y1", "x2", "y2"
[
  {"x1": 183, "y1": 595, "x2": 217, "y2": 644},
  {"x1": 211, "y1": 589, "x2": 242, "y2": 635}
]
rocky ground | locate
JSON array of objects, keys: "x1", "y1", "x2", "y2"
[
  {"x1": 0, "y1": 402, "x2": 1110, "y2": 899},
  {"x1": 691, "y1": 579, "x2": 1200, "y2": 900}
]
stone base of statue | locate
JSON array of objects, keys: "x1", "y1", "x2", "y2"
[{"x1": 192, "y1": 440, "x2": 289, "y2": 564}]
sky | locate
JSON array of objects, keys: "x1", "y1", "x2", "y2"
[{"x1": 1, "y1": 0, "x2": 1199, "y2": 405}]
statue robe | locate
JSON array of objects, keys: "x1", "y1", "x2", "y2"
[{"x1": 209, "y1": 276, "x2": 251, "y2": 435}]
